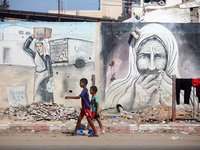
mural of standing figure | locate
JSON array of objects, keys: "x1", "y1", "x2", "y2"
[
  {"x1": 106, "y1": 23, "x2": 191, "y2": 111},
  {"x1": 23, "y1": 28, "x2": 54, "y2": 103}
]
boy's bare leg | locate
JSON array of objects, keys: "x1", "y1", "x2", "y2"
[
  {"x1": 86, "y1": 118, "x2": 103, "y2": 130},
  {"x1": 97, "y1": 118, "x2": 104, "y2": 130},
  {"x1": 72, "y1": 115, "x2": 83, "y2": 135},
  {"x1": 86, "y1": 122, "x2": 90, "y2": 130},
  {"x1": 87, "y1": 117, "x2": 98, "y2": 135}
]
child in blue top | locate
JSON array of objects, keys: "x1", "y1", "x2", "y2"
[{"x1": 65, "y1": 78, "x2": 98, "y2": 137}]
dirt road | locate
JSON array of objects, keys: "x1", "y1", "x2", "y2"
[{"x1": 0, "y1": 130, "x2": 200, "y2": 150}]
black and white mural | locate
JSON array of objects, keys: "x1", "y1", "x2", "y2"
[{"x1": 100, "y1": 23, "x2": 200, "y2": 111}]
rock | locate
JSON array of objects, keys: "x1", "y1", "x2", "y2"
[
  {"x1": 127, "y1": 116, "x2": 133, "y2": 119},
  {"x1": 68, "y1": 107, "x2": 75, "y2": 112},
  {"x1": 44, "y1": 117, "x2": 51, "y2": 121},
  {"x1": 152, "y1": 107, "x2": 157, "y2": 111},
  {"x1": 36, "y1": 118, "x2": 43, "y2": 121},
  {"x1": 138, "y1": 110, "x2": 142, "y2": 114},
  {"x1": 60, "y1": 109, "x2": 64, "y2": 117},
  {"x1": 9, "y1": 107, "x2": 15, "y2": 113}
]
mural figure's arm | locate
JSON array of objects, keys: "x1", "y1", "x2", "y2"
[
  {"x1": 23, "y1": 36, "x2": 36, "y2": 59},
  {"x1": 46, "y1": 55, "x2": 53, "y2": 78}
]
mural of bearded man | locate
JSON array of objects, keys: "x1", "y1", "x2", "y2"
[{"x1": 105, "y1": 23, "x2": 192, "y2": 111}]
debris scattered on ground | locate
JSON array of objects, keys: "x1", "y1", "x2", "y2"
[
  {"x1": 170, "y1": 135, "x2": 181, "y2": 140},
  {"x1": 100, "y1": 104, "x2": 198, "y2": 124},
  {"x1": 0, "y1": 101, "x2": 79, "y2": 122},
  {"x1": 180, "y1": 131, "x2": 189, "y2": 135},
  {"x1": 0, "y1": 103, "x2": 198, "y2": 124}
]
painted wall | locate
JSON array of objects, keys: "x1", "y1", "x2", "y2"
[
  {"x1": 0, "y1": 22, "x2": 95, "y2": 108},
  {"x1": 98, "y1": 23, "x2": 200, "y2": 111},
  {"x1": 0, "y1": 22, "x2": 200, "y2": 112}
]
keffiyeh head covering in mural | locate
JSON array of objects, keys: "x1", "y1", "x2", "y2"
[
  {"x1": 105, "y1": 23, "x2": 180, "y2": 110},
  {"x1": 134, "y1": 23, "x2": 179, "y2": 76}
]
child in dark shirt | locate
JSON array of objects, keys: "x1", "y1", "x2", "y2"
[{"x1": 65, "y1": 78, "x2": 98, "y2": 137}]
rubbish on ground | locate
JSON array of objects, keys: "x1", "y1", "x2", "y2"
[
  {"x1": 110, "y1": 115, "x2": 119, "y2": 118},
  {"x1": 76, "y1": 130, "x2": 84, "y2": 135},
  {"x1": 170, "y1": 135, "x2": 181, "y2": 140},
  {"x1": 180, "y1": 131, "x2": 188, "y2": 135}
]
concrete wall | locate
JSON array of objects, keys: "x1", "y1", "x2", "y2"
[
  {"x1": 132, "y1": 0, "x2": 183, "y2": 16},
  {"x1": 0, "y1": 22, "x2": 200, "y2": 112},
  {"x1": 144, "y1": 8, "x2": 191, "y2": 23}
]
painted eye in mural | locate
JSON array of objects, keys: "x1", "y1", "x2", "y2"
[
  {"x1": 155, "y1": 54, "x2": 165, "y2": 59},
  {"x1": 138, "y1": 53, "x2": 150, "y2": 59},
  {"x1": 74, "y1": 58, "x2": 85, "y2": 69}
]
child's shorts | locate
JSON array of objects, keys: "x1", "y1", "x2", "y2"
[
  {"x1": 80, "y1": 108, "x2": 91, "y2": 117},
  {"x1": 91, "y1": 112, "x2": 100, "y2": 119}
]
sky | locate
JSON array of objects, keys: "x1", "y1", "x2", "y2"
[
  {"x1": 7, "y1": 0, "x2": 100, "y2": 12},
  {"x1": 0, "y1": 22, "x2": 95, "y2": 42}
]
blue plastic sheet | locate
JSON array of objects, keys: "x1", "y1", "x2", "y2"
[{"x1": 109, "y1": 115, "x2": 119, "y2": 118}]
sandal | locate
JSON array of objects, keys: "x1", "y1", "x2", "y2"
[
  {"x1": 70, "y1": 132, "x2": 77, "y2": 136},
  {"x1": 88, "y1": 133, "x2": 99, "y2": 137}
]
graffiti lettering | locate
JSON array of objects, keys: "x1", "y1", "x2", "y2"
[
  {"x1": 7, "y1": 85, "x2": 28, "y2": 106},
  {"x1": 74, "y1": 46, "x2": 82, "y2": 52}
]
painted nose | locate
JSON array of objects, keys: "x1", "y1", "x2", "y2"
[
  {"x1": 148, "y1": 60, "x2": 156, "y2": 70},
  {"x1": 147, "y1": 50, "x2": 156, "y2": 70}
]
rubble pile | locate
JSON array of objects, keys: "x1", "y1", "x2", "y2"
[
  {"x1": 0, "y1": 101, "x2": 79, "y2": 122},
  {"x1": 100, "y1": 104, "x2": 191, "y2": 124},
  {"x1": 0, "y1": 103, "x2": 195, "y2": 124},
  {"x1": 140, "y1": 104, "x2": 188, "y2": 121}
]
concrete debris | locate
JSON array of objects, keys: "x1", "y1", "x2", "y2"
[
  {"x1": 0, "y1": 103, "x2": 198, "y2": 124},
  {"x1": 0, "y1": 101, "x2": 79, "y2": 122},
  {"x1": 100, "y1": 104, "x2": 196, "y2": 124}
]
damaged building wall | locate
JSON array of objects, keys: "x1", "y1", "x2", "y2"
[
  {"x1": 0, "y1": 22, "x2": 200, "y2": 113},
  {"x1": 144, "y1": 8, "x2": 191, "y2": 23},
  {"x1": 143, "y1": 0, "x2": 200, "y2": 23}
]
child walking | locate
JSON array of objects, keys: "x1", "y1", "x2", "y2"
[
  {"x1": 83, "y1": 86, "x2": 104, "y2": 134},
  {"x1": 65, "y1": 78, "x2": 98, "y2": 137}
]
